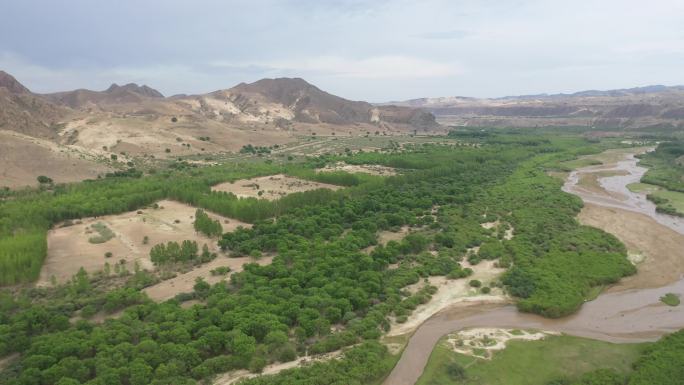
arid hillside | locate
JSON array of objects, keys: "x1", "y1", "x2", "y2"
[
  {"x1": 1, "y1": 71, "x2": 439, "y2": 152},
  {"x1": 0, "y1": 71, "x2": 440, "y2": 187},
  {"x1": 390, "y1": 85, "x2": 684, "y2": 130},
  {"x1": 0, "y1": 71, "x2": 69, "y2": 139},
  {"x1": 43, "y1": 83, "x2": 165, "y2": 109}
]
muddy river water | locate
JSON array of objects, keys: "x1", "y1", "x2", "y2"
[
  {"x1": 384, "y1": 148, "x2": 684, "y2": 385},
  {"x1": 562, "y1": 147, "x2": 684, "y2": 234}
]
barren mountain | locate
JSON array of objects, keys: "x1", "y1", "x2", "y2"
[
  {"x1": 390, "y1": 85, "x2": 684, "y2": 130},
  {"x1": 179, "y1": 77, "x2": 438, "y2": 131},
  {"x1": 0, "y1": 72, "x2": 440, "y2": 187},
  {"x1": 44, "y1": 83, "x2": 164, "y2": 109},
  {"x1": 0, "y1": 71, "x2": 68, "y2": 138}
]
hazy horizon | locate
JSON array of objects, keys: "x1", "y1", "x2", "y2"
[{"x1": 2, "y1": 0, "x2": 683, "y2": 102}]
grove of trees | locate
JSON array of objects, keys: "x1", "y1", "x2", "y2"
[{"x1": 193, "y1": 209, "x2": 222, "y2": 237}]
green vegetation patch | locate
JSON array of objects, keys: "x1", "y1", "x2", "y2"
[
  {"x1": 637, "y1": 141, "x2": 684, "y2": 216},
  {"x1": 417, "y1": 334, "x2": 645, "y2": 385},
  {"x1": 557, "y1": 157, "x2": 603, "y2": 171},
  {"x1": 87, "y1": 222, "x2": 115, "y2": 244},
  {"x1": 626, "y1": 182, "x2": 659, "y2": 193},
  {"x1": 0, "y1": 133, "x2": 648, "y2": 385},
  {"x1": 649, "y1": 189, "x2": 684, "y2": 216},
  {"x1": 660, "y1": 293, "x2": 681, "y2": 306},
  {"x1": 193, "y1": 209, "x2": 223, "y2": 237}
]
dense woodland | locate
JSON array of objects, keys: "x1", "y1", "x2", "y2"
[
  {"x1": 639, "y1": 140, "x2": 684, "y2": 192},
  {"x1": 0, "y1": 133, "x2": 677, "y2": 384}
]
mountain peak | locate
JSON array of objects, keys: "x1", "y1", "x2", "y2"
[
  {"x1": 105, "y1": 82, "x2": 164, "y2": 97},
  {"x1": 0, "y1": 71, "x2": 31, "y2": 94},
  {"x1": 230, "y1": 77, "x2": 321, "y2": 97}
]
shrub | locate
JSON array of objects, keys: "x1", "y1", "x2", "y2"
[
  {"x1": 88, "y1": 222, "x2": 115, "y2": 244},
  {"x1": 446, "y1": 362, "x2": 466, "y2": 380},
  {"x1": 210, "y1": 266, "x2": 231, "y2": 276},
  {"x1": 660, "y1": 293, "x2": 680, "y2": 306}
]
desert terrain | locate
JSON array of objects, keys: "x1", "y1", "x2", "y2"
[{"x1": 0, "y1": 130, "x2": 111, "y2": 188}]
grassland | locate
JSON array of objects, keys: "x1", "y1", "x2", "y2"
[
  {"x1": 628, "y1": 182, "x2": 684, "y2": 214},
  {"x1": 416, "y1": 334, "x2": 645, "y2": 385}
]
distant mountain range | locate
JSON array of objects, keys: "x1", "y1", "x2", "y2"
[
  {"x1": 386, "y1": 85, "x2": 684, "y2": 130},
  {"x1": 0, "y1": 71, "x2": 444, "y2": 187},
  {"x1": 0, "y1": 70, "x2": 437, "y2": 144}
]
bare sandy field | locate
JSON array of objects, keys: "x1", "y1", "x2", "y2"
[
  {"x1": 388, "y1": 260, "x2": 508, "y2": 337},
  {"x1": 0, "y1": 130, "x2": 110, "y2": 188},
  {"x1": 578, "y1": 203, "x2": 684, "y2": 292},
  {"x1": 212, "y1": 174, "x2": 341, "y2": 200},
  {"x1": 143, "y1": 255, "x2": 273, "y2": 302},
  {"x1": 39, "y1": 200, "x2": 249, "y2": 285},
  {"x1": 316, "y1": 162, "x2": 397, "y2": 176},
  {"x1": 378, "y1": 226, "x2": 411, "y2": 244},
  {"x1": 60, "y1": 114, "x2": 296, "y2": 158},
  {"x1": 446, "y1": 328, "x2": 556, "y2": 359}
]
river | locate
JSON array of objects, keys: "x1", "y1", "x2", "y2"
[{"x1": 383, "y1": 147, "x2": 684, "y2": 385}]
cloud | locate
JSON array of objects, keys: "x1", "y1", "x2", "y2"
[
  {"x1": 211, "y1": 55, "x2": 462, "y2": 79},
  {"x1": 413, "y1": 30, "x2": 470, "y2": 40},
  {"x1": 1, "y1": 0, "x2": 684, "y2": 100},
  {"x1": 0, "y1": 52, "x2": 210, "y2": 94}
]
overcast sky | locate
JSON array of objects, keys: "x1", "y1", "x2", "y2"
[{"x1": 2, "y1": 0, "x2": 684, "y2": 101}]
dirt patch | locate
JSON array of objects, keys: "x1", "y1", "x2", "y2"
[
  {"x1": 480, "y1": 221, "x2": 499, "y2": 230},
  {"x1": 214, "y1": 349, "x2": 343, "y2": 385},
  {"x1": 363, "y1": 226, "x2": 412, "y2": 254},
  {"x1": 0, "y1": 353, "x2": 19, "y2": 371},
  {"x1": 378, "y1": 226, "x2": 411, "y2": 244},
  {"x1": 39, "y1": 200, "x2": 249, "y2": 285},
  {"x1": 480, "y1": 221, "x2": 514, "y2": 240},
  {"x1": 212, "y1": 174, "x2": 341, "y2": 201},
  {"x1": 445, "y1": 328, "x2": 557, "y2": 359},
  {"x1": 143, "y1": 255, "x2": 273, "y2": 302},
  {"x1": 388, "y1": 260, "x2": 509, "y2": 336},
  {"x1": 316, "y1": 162, "x2": 397, "y2": 176},
  {"x1": 578, "y1": 203, "x2": 684, "y2": 292}
]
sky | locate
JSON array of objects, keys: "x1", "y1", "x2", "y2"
[{"x1": 2, "y1": 0, "x2": 684, "y2": 101}]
